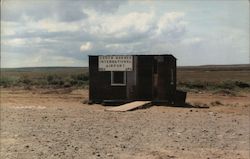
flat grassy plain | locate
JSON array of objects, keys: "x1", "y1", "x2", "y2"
[
  {"x1": 1, "y1": 65, "x2": 250, "y2": 91},
  {"x1": 1, "y1": 67, "x2": 88, "y2": 88},
  {"x1": 176, "y1": 65, "x2": 250, "y2": 92},
  {"x1": 177, "y1": 64, "x2": 250, "y2": 82},
  {"x1": 177, "y1": 64, "x2": 250, "y2": 92}
]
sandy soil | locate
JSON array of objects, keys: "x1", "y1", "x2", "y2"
[{"x1": 1, "y1": 88, "x2": 249, "y2": 159}]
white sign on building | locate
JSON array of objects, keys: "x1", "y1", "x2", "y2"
[{"x1": 98, "y1": 55, "x2": 133, "y2": 71}]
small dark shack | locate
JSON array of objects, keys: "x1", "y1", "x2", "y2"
[{"x1": 89, "y1": 54, "x2": 184, "y2": 105}]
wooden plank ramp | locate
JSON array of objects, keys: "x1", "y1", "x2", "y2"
[{"x1": 106, "y1": 101, "x2": 151, "y2": 112}]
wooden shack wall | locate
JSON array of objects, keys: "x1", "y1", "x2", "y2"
[
  {"x1": 159, "y1": 56, "x2": 176, "y2": 102},
  {"x1": 135, "y1": 55, "x2": 176, "y2": 102},
  {"x1": 89, "y1": 55, "x2": 176, "y2": 103},
  {"x1": 136, "y1": 56, "x2": 154, "y2": 100},
  {"x1": 89, "y1": 56, "x2": 126, "y2": 103}
]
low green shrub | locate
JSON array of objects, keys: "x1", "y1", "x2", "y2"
[
  {"x1": 0, "y1": 77, "x2": 16, "y2": 87},
  {"x1": 177, "y1": 80, "x2": 250, "y2": 91},
  {"x1": 234, "y1": 81, "x2": 250, "y2": 88},
  {"x1": 71, "y1": 73, "x2": 89, "y2": 81},
  {"x1": 46, "y1": 75, "x2": 64, "y2": 85},
  {"x1": 18, "y1": 76, "x2": 32, "y2": 85},
  {"x1": 217, "y1": 81, "x2": 236, "y2": 90}
]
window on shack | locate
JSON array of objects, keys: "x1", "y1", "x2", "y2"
[{"x1": 111, "y1": 71, "x2": 126, "y2": 86}]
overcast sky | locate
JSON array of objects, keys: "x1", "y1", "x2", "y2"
[{"x1": 1, "y1": 0, "x2": 249, "y2": 67}]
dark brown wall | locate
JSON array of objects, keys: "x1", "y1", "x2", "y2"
[
  {"x1": 89, "y1": 55, "x2": 176, "y2": 103},
  {"x1": 136, "y1": 56, "x2": 154, "y2": 100},
  {"x1": 89, "y1": 56, "x2": 126, "y2": 103},
  {"x1": 157, "y1": 56, "x2": 176, "y2": 102}
]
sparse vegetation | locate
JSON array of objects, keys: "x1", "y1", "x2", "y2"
[
  {"x1": 1, "y1": 66, "x2": 250, "y2": 92},
  {"x1": 0, "y1": 77, "x2": 18, "y2": 87},
  {"x1": 0, "y1": 67, "x2": 88, "y2": 88},
  {"x1": 177, "y1": 80, "x2": 250, "y2": 92},
  {"x1": 177, "y1": 65, "x2": 250, "y2": 92}
]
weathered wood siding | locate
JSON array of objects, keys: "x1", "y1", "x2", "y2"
[
  {"x1": 89, "y1": 55, "x2": 176, "y2": 103},
  {"x1": 89, "y1": 56, "x2": 126, "y2": 103}
]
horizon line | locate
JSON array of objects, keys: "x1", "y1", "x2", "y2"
[{"x1": 1, "y1": 63, "x2": 250, "y2": 69}]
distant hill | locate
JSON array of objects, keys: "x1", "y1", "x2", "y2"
[
  {"x1": 1, "y1": 67, "x2": 88, "y2": 73},
  {"x1": 178, "y1": 64, "x2": 250, "y2": 71},
  {"x1": 1, "y1": 64, "x2": 250, "y2": 72}
]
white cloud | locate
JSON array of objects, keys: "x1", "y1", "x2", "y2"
[
  {"x1": 2, "y1": 17, "x2": 81, "y2": 38},
  {"x1": 1, "y1": 21, "x2": 18, "y2": 36},
  {"x1": 1, "y1": 28, "x2": 16, "y2": 36},
  {"x1": 80, "y1": 42, "x2": 93, "y2": 52},
  {"x1": 2, "y1": 38, "x2": 27, "y2": 46},
  {"x1": 181, "y1": 37, "x2": 203, "y2": 45},
  {"x1": 157, "y1": 12, "x2": 186, "y2": 35},
  {"x1": 1, "y1": 49, "x2": 80, "y2": 68},
  {"x1": 1, "y1": 1, "x2": 248, "y2": 67},
  {"x1": 79, "y1": 9, "x2": 187, "y2": 48},
  {"x1": 35, "y1": 18, "x2": 80, "y2": 32},
  {"x1": 105, "y1": 43, "x2": 122, "y2": 49},
  {"x1": 83, "y1": 10, "x2": 155, "y2": 37},
  {"x1": 2, "y1": 37, "x2": 58, "y2": 47}
]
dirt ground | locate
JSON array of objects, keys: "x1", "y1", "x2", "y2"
[{"x1": 1, "y1": 88, "x2": 249, "y2": 159}]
